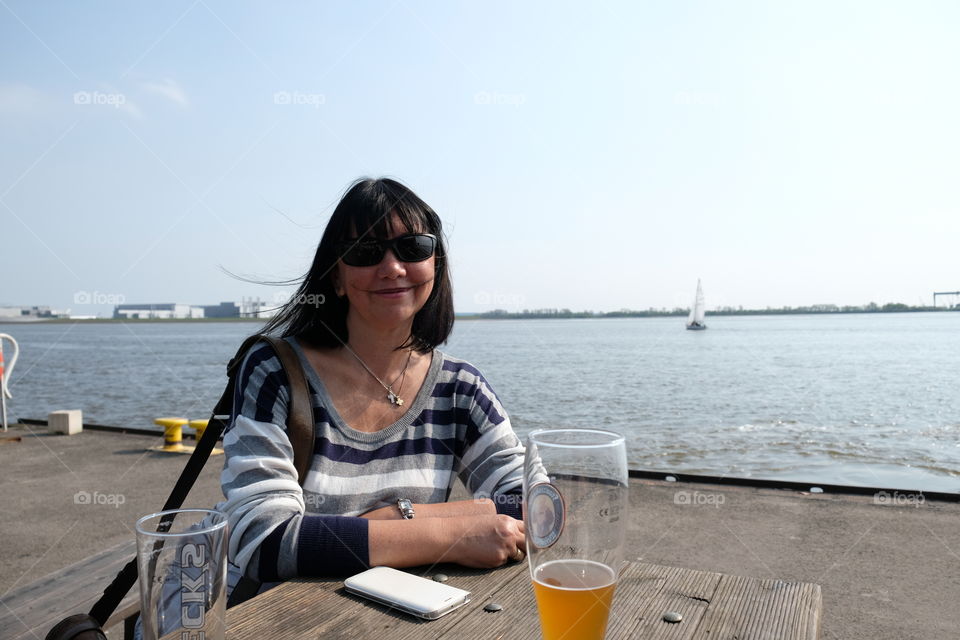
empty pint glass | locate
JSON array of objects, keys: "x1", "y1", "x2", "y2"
[
  {"x1": 524, "y1": 429, "x2": 628, "y2": 640},
  {"x1": 135, "y1": 508, "x2": 228, "y2": 640}
]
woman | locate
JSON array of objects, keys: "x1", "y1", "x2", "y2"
[{"x1": 218, "y1": 178, "x2": 526, "y2": 592}]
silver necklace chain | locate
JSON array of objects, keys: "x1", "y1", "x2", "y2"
[{"x1": 341, "y1": 342, "x2": 413, "y2": 406}]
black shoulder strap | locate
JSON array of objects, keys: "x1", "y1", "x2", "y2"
[{"x1": 86, "y1": 334, "x2": 314, "y2": 627}]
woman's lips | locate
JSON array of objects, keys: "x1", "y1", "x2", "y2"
[
  {"x1": 370, "y1": 279, "x2": 431, "y2": 298},
  {"x1": 373, "y1": 286, "x2": 412, "y2": 298}
]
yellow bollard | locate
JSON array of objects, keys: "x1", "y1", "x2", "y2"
[
  {"x1": 189, "y1": 419, "x2": 208, "y2": 441},
  {"x1": 189, "y1": 419, "x2": 223, "y2": 456},
  {"x1": 151, "y1": 417, "x2": 191, "y2": 453}
]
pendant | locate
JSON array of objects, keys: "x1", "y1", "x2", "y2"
[{"x1": 387, "y1": 391, "x2": 404, "y2": 406}]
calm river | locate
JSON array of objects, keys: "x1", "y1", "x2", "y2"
[{"x1": 3, "y1": 313, "x2": 958, "y2": 492}]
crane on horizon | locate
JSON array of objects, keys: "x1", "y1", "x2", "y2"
[{"x1": 933, "y1": 291, "x2": 960, "y2": 308}]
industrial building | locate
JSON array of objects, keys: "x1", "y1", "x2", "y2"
[
  {"x1": 113, "y1": 303, "x2": 205, "y2": 319},
  {"x1": 110, "y1": 298, "x2": 277, "y2": 320},
  {"x1": 0, "y1": 306, "x2": 67, "y2": 320}
]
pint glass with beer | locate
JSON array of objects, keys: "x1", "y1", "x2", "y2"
[{"x1": 524, "y1": 429, "x2": 628, "y2": 640}]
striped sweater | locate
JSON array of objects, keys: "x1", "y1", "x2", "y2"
[{"x1": 215, "y1": 338, "x2": 525, "y2": 583}]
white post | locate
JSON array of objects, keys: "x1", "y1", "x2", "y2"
[
  {"x1": 0, "y1": 333, "x2": 20, "y2": 432},
  {"x1": 0, "y1": 340, "x2": 7, "y2": 431}
]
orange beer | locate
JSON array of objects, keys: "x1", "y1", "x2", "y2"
[{"x1": 532, "y1": 559, "x2": 617, "y2": 640}]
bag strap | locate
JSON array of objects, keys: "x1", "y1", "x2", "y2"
[
  {"x1": 225, "y1": 336, "x2": 316, "y2": 608},
  {"x1": 260, "y1": 336, "x2": 315, "y2": 483},
  {"x1": 84, "y1": 334, "x2": 314, "y2": 627}
]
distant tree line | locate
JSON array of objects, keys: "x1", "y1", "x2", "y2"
[{"x1": 468, "y1": 302, "x2": 956, "y2": 320}]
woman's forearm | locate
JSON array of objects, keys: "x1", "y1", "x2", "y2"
[
  {"x1": 360, "y1": 498, "x2": 496, "y2": 520},
  {"x1": 367, "y1": 518, "x2": 447, "y2": 567},
  {"x1": 417, "y1": 498, "x2": 497, "y2": 518},
  {"x1": 368, "y1": 513, "x2": 525, "y2": 569}
]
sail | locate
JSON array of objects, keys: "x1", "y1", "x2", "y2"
[
  {"x1": 692, "y1": 280, "x2": 706, "y2": 324},
  {"x1": 687, "y1": 279, "x2": 706, "y2": 329}
]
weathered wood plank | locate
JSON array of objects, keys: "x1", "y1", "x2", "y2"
[
  {"x1": 0, "y1": 540, "x2": 139, "y2": 640},
  {"x1": 0, "y1": 541, "x2": 134, "y2": 610},
  {"x1": 436, "y1": 563, "x2": 541, "y2": 640},
  {"x1": 225, "y1": 561, "x2": 821, "y2": 639},
  {"x1": 612, "y1": 563, "x2": 723, "y2": 639},
  {"x1": 376, "y1": 563, "x2": 526, "y2": 640},
  {"x1": 225, "y1": 578, "x2": 346, "y2": 639},
  {"x1": 226, "y1": 563, "x2": 524, "y2": 640},
  {"x1": 695, "y1": 573, "x2": 821, "y2": 640}
]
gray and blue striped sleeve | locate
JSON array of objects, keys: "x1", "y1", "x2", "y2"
[
  {"x1": 219, "y1": 343, "x2": 368, "y2": 581},
  {"x1": 450, "y1": 361, "x2": 525, "y2": 518}
]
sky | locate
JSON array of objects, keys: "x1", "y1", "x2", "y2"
[{"x1": 2, "y1": 1, "x2": 959, "y2": 316}]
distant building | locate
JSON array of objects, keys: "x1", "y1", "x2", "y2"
[
  {"x1": 113, "y1": 303, "x2": 205, "y2": 319},
  {"x1": 0, "y1": 305, "x2": 66, "y2": 319},
  {"x1": 110, "y1": 299, "x2": 279, "y2": 319},
  {"x1": 239, "y1": 297, "x2": 278, "y2": 318},
  {"x1": 202, "y1": 302, "x2": 241, "y2": 318}
]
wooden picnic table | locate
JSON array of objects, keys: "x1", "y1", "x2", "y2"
[{"x1": 226, "y1": 560, "x2": 822, "y2": 639}]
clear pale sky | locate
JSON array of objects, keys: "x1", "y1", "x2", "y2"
[{"x1": 2, "y1": 1, "x2": 958, "y2": 316}]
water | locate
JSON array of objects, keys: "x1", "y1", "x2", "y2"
[{"x1": 3, "y1": 313, "x2": 958, "y2": 492}]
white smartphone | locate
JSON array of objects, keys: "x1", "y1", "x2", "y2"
[{"x1": 343, "y1": 567, "x2": 472, "y2": 620}]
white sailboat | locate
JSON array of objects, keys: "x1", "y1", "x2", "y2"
[{"x1": 686, "y1": 279, "x2": 707, "y2": 331}]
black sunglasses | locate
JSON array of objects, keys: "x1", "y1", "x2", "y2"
[{"x1": 338, "y1": 233, "x2": 438, "y2": 267}]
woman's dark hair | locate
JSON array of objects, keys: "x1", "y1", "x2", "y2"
[{"x1": 262, "y1": 177, "x2": 453, "y2": 352}]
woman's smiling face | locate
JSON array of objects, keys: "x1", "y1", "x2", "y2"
[{"x1": 335, "y1": 214, "x2": 436, "y2": 334}]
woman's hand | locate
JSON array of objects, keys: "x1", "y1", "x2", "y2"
[{"x1": 436, "y1": 514, "x2": 526, "y2": 568}]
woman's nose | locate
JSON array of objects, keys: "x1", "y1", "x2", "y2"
[{"x1": 376, "y1": 249, "x2": 406, "y2": 277}]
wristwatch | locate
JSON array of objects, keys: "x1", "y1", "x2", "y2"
[{"x1": 397, "y1": 498, "x2": 415, "y2": 520}]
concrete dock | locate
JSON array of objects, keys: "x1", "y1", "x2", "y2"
[{"x1": 1, "y1": 423, "x2": 957, "y2": 639}]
